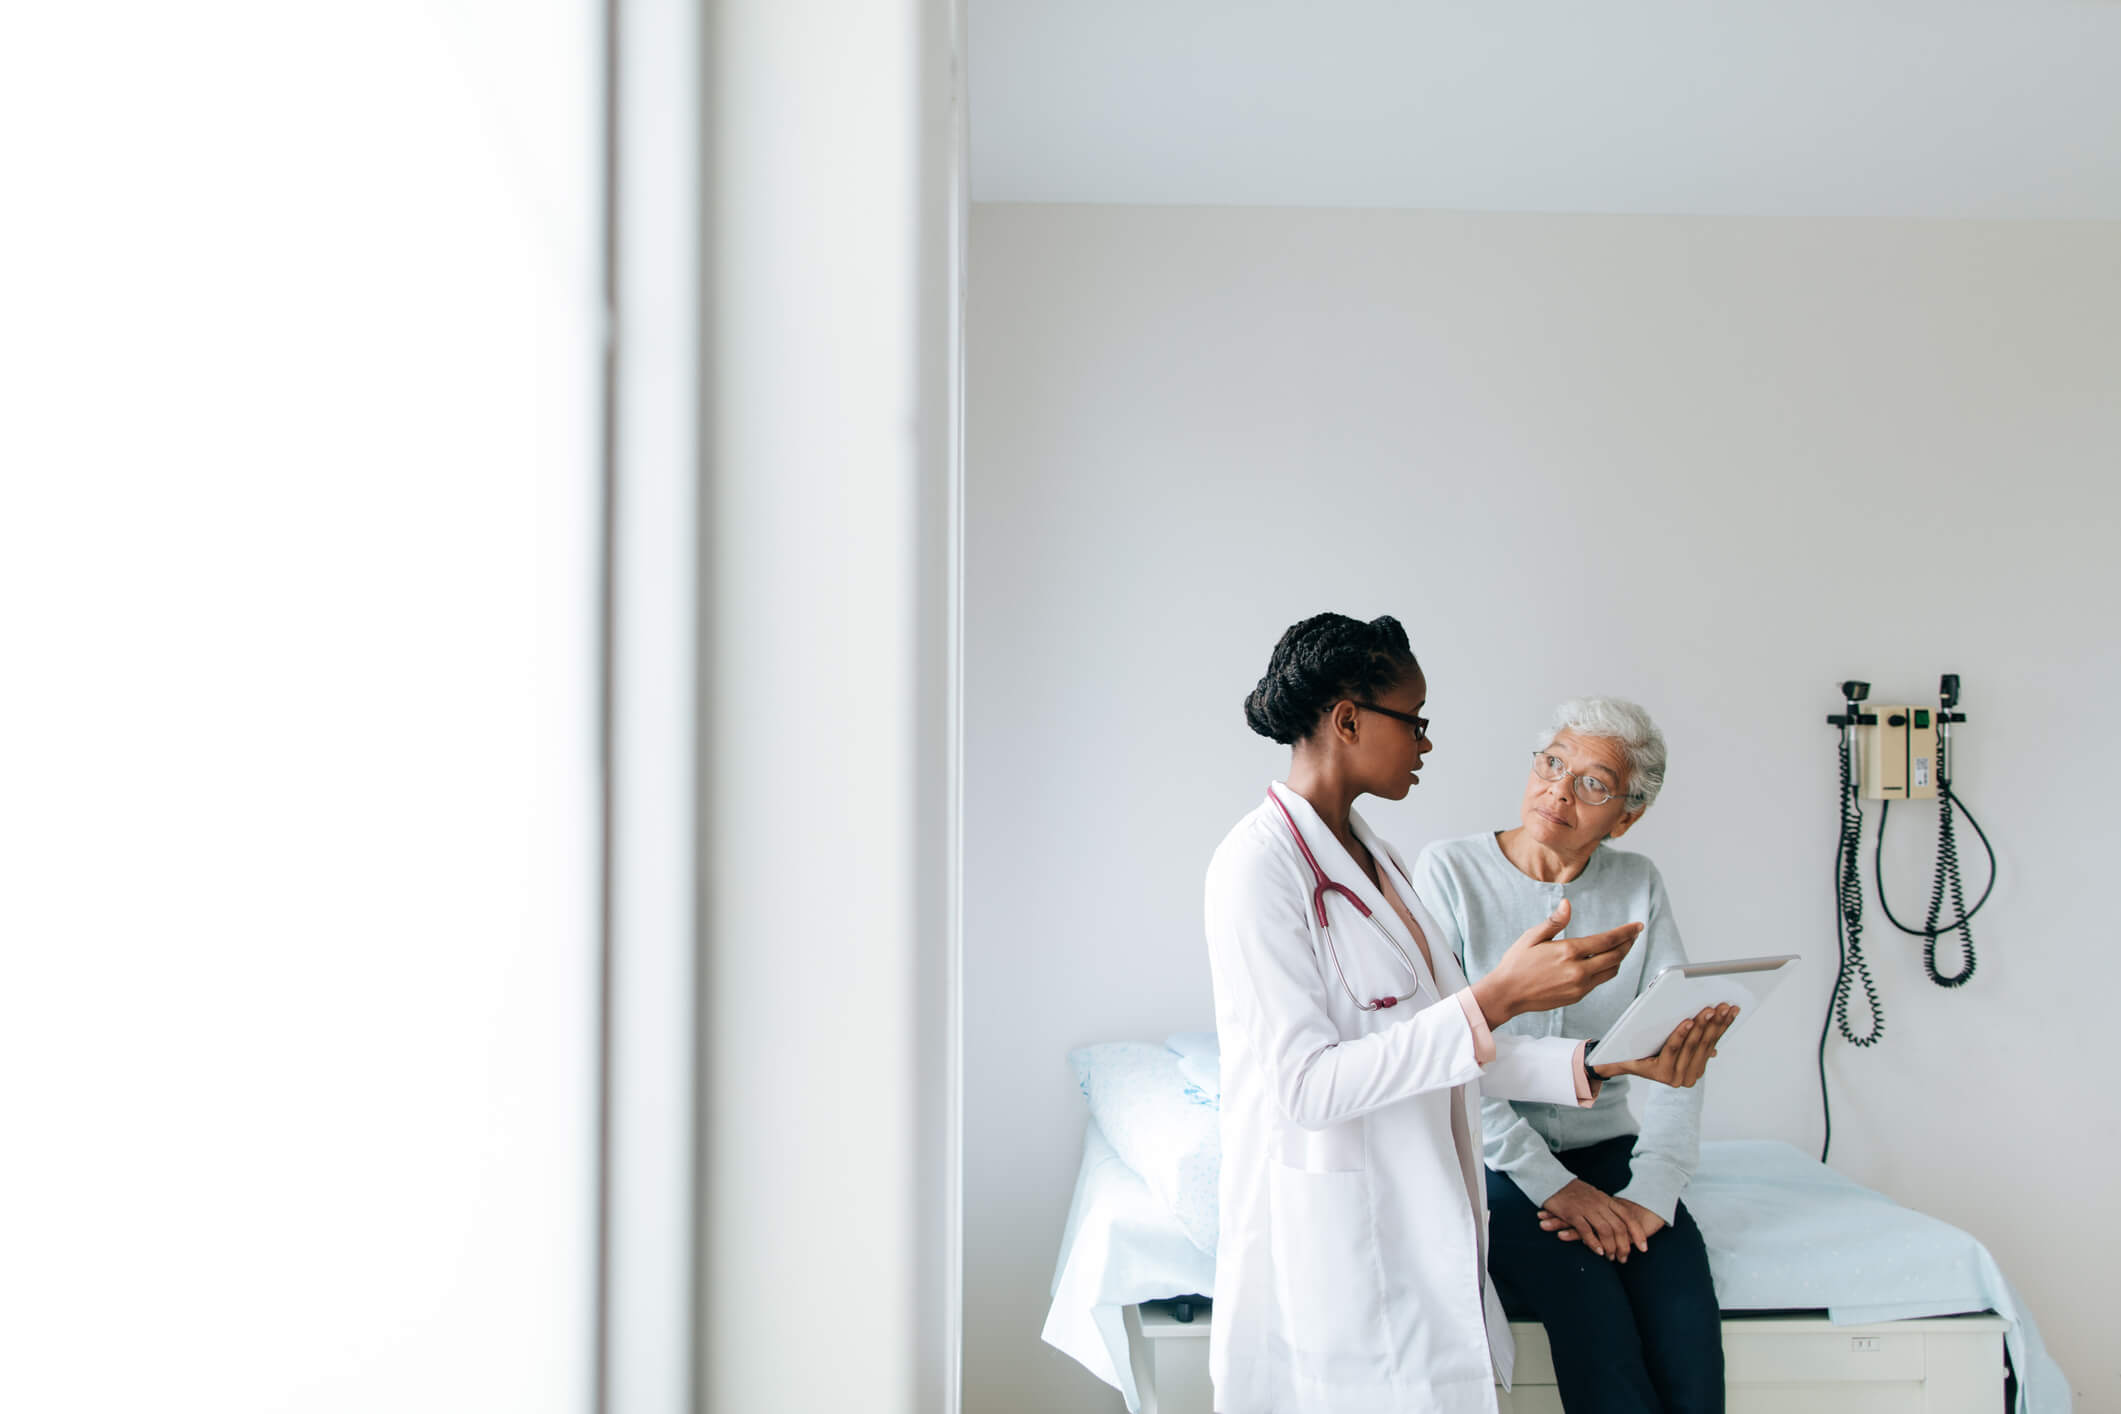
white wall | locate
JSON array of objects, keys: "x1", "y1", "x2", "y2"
[{"x1": 965, "y1": 203, "x2": 2121, "y2": 1413}]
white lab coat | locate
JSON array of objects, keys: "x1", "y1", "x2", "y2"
[{"x1": 1203, "y1": 783, "x2": 1585, "y2": 1414}]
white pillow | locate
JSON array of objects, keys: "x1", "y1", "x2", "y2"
[
  {"x1": 1068, "y1": 1042, "x2": 1221, "y2": 1254},
  {"x1": 1165, "y1": 1031, "x2": 1220, "y2": 1104},
  {"x1": 1165, "y1": 1030, "x2": 1218, "y2": 1059}
]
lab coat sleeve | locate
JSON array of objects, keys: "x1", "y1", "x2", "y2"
[
  {"x1": 1207, "y1": 837, "x2": 1484, "y2": 1130},
  {"x1": 1614, "y1": 865, "x2": 1704, "y2": 1226},
  {"x1": 1479, "y1": 1033, "x2": 1590, "y2": 1108}
]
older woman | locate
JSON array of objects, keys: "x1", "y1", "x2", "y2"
[{"x1": 1411, "y1": 698, "x2": 1735, "y2": 1414}]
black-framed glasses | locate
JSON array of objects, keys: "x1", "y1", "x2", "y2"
[{"x1": 1353, "y1": 701, "x2": 1429, "y2": 737}]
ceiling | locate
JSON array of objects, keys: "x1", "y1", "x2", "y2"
[{"x1": 970, "y1": 0, "x2": 2121, "y2": 218}]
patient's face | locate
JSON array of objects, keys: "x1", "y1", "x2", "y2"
[{"x1": 1520, "y1": 730, "x2": 1636, "y2": 853}]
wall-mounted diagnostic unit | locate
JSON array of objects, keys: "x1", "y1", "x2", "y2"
[
  {"x1": 1856, "y1": 704, "x2": 1938, "y2": 800},
  {"x1": 1817, "y1": 674, "x2": 1996, "y2": 1163}
]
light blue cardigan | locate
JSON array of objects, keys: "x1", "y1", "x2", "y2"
[{"x1": 1410, "y1": 831, "x2": 1702, "y2": 1224}]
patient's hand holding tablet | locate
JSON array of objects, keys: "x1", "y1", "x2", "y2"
[
  {"x1": 1589, "y1": 1001, "x2": 1738, "y2": 1090},
  {"x1": 1586, "y1": 954, "x2": 1798, "y2": 1069}
]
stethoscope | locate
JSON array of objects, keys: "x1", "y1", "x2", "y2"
[{"x1": 1267, "y1": 789, "x2": 1427, "y2": 1012}]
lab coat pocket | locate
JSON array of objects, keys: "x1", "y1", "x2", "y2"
[
  {"x1": 1267, "y1": 1162, "x2": 1387, "y2": 1376},
  {"x1": 1279, "y1": 1118, "x2": 1367, "y2": 1173}
]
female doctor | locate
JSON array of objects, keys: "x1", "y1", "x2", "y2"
[{"x1": 1204, "y1": 614, "x2": 1713, "y2": 1414}]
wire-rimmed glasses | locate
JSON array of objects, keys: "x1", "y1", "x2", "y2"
[{"x1": 1531, "y1": 749, "x2": 1621, "y2": 807}]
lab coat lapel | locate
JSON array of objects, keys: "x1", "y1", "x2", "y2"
[
  {"x1": 1350, "y1": 811, "x2": 1445, "y2": 999},
  {"x1": 1267, "y1": 783, "x2": 1400, "y2": 930},
  {"x1": 1267, "y1": 783, "x2": 1438, "y2": 1002},
  {"x1": 1355, "y1": 811, "x2": 1507, "y2": 1382}
]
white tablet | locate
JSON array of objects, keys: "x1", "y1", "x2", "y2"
[{"x1": 1585, "y1": 955, "x2": 1799, "y2": 1068}]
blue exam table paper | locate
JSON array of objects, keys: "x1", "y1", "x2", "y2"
[
  {"x1": 1046, "y1": 1130, "x2": 2069, "y2": 1414},
  {"x1": 1690, "y1": 1140, "x2": 2067, "y2": 1414}
]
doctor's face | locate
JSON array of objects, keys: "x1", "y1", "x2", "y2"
[{"x1": 1345, "y1": 671, "x2": 1431, "y2": 801}]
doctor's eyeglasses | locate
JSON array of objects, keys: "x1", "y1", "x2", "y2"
[
  {"x1": 1531, "y1": 750, "x2": 1620, "y2": 807},
  {"x1": 1352, "y1": 702, "x2": 1429, "y2": 737}
]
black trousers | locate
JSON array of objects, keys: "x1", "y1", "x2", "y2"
[{"x1": 1486, "y1": 1135, "x2": 1725, "y2": 1414}]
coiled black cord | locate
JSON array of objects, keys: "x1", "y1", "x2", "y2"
[
  {"x1": 1831, "y1": 734, "x2": 1885, "y2": 1047},
  {"x1": 1874, "y1": 781, "x2": 1995, "y2": 989},
  {"x1": 1819, "y1": 731, "x2": 1883, "y2": 1162}
]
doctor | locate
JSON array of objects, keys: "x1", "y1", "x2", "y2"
[{"x1": 1205, "y1": 613, "x2": 1695, "y2": 1414}]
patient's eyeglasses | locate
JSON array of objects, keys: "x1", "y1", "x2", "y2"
[
  {"x1": 1531, "y1": 750, "x2": 1621, "y2": 807},
  {"x1": 1353, "y1": 702, "x2": 1429, "y2": 738}
]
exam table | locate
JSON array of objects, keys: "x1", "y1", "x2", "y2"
[{"x1": 1048, "y1": 1047, "x2": 2070, "y2": 1414}]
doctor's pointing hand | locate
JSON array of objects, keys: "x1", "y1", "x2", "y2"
[
  {"x1": 1202, "y1": 612, "x2": 1662, "y2": 1414},
  {"x1": 1471, "y1": 895, "x2": 1637, "y2": 1025}
]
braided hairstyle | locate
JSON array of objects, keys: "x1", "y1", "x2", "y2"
[{"x1": 1243, "y1": 613, "x2": 1421, "y2": 746}]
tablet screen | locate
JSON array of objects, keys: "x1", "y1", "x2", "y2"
[{"x1": 1585, "y1": 956, "x2": 1798, "y2": 1068}]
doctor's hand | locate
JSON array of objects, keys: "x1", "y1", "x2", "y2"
[
  {"x1": 1471, "y1": 899, "x2": 1642, "y2": 1028},
  {"x1": 1537, "y1": 1189, "x2": 1666, "y2": 1259},
  {"x1": 1590, "y1": 1005, "x2": 1737, "y2": 1089}
]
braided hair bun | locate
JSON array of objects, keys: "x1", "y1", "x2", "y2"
[{"x1": 1243, "y1": 613, "x2": 1420, "y2": 746}]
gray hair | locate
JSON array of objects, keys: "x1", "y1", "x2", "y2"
[{"x1": 1533, "y1": 696, "x2": 1667, "y2": 814}]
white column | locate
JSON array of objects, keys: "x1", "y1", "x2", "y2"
[
  {"x1": 696, "y1": 2, "x2": 966, "y2": 1412},
  {"x1": 604, "y1": 0, "x2": 706, "y2": 1410}
]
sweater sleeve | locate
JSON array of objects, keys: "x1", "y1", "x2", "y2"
[
  {"x1": 1417, "y1": 841, "x2": 1587, "y2": 1199},
  {"x1": 1614, "y1": 863, "x2": 1704, "y2": 1225},
  {"x1": 1482, "y1": 1095, "x2": 1578, "y2": 1206}
]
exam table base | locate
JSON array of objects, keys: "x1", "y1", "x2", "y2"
[{"x1": 1122, "y1": 1306, "x2": 2011, "y2": 1414}]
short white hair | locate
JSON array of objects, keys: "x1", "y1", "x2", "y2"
[{"x1": 1534, "y1": 696, "x2": 1668, "y2": 814}]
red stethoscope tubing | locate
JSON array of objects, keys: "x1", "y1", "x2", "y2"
[{"x1": 1267, "y1": 789, "x2": 1425, "y2": 1012}]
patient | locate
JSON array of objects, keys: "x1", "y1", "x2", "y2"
[{"x1": 1412, "y1": 697, "x2": 1732, "y2": 1414}]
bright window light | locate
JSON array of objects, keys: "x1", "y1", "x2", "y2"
[{"x1": 0, "y1": 6, "x2": 603, "y2": 1412}]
